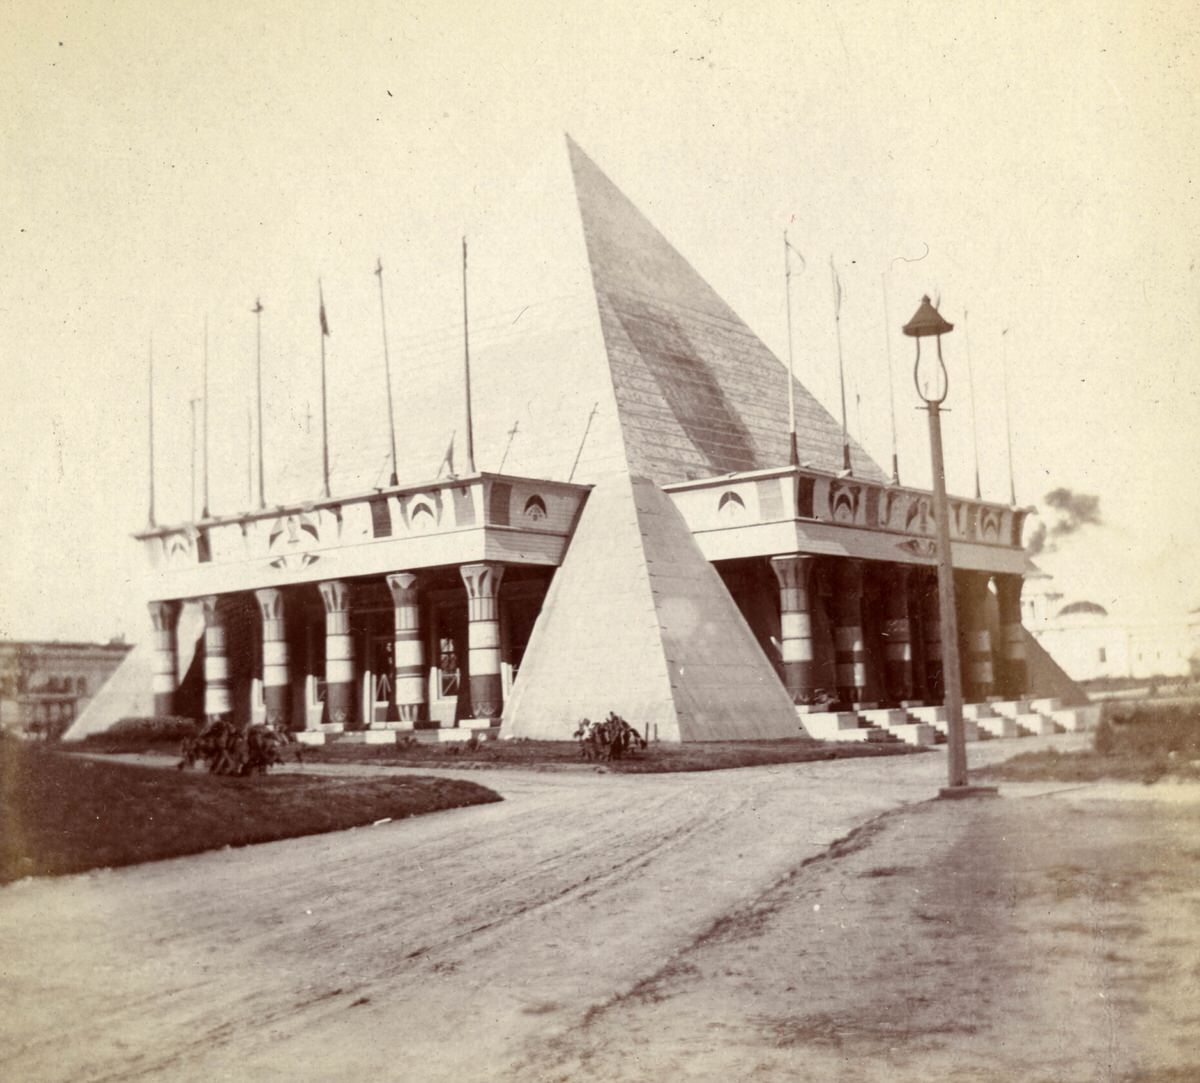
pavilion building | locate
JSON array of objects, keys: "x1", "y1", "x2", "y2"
[{"x1": 68, "y1": 137, "x2": 1090, "y2": 746}]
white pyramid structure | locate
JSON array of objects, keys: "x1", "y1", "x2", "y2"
[{"x1": 501, "y1": 474, "x2": 802, "y2": 740}]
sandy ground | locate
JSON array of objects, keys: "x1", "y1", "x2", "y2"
[{"x1": 1, "y1": 735, "x2": 1197, "y2": 1082}]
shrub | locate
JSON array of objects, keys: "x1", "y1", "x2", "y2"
[{"x1": 81, "y1": 716, "x2": 199, "y2": 747}]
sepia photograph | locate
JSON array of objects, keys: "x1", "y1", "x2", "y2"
[{"x1": 2, "y1": 2, "x2": 1198, "y2": 1080}]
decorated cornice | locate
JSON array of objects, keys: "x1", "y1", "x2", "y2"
[
  {"x1": 665, "y1": 465, "x2": 1031, "y2": 573},
  {"x1": 135, "y1": 473, "x2": 591, "y2": 603}
]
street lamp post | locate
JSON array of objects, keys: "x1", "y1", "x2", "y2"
[{"x1": 903, "y1": 295, "x2": 997, "y2": 799}]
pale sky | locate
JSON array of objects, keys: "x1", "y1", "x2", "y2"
[{"x1": 2, "y1": 0, "x2": 1198, "y2": 642}]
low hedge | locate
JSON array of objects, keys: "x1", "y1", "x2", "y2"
[{"x1": 78, "y1": 715, "x2": 200, "y2": 748}]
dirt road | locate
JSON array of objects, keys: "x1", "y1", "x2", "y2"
[{"x1": 2, "y1": 736, "x2": 1194, "y2": 1081}]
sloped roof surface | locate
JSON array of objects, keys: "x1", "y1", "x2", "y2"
[{"x1": 568, "y1": 136, "x2": 886, "y2": 484}]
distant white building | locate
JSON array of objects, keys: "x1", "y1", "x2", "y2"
[{"x1": 1024, "y1": 576, "x2": 1199, "y2": 682}]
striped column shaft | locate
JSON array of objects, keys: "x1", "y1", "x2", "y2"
[
  {"x1": 957, "y1": 571, "x2": 995, "y2": 701},
  {"x1": 318, "y1": 580, "x2": 355, "y2": 727},
  {"x1": 882, "y1": 566, "x2": 914, "y2": 704},
  {"x1": 387, "y1": 572, "x2": 425, "y2": 724},
  {"x1": 460, "y1": 562, "x2": 505, "y2": 719},
  {"x1": 147, "y1": 600, "x2": 181, "y2": 716},
  {"x1": 254, "y1": 588, "x2": 290, "y2": 730},
  {"x1": 833, "y1": 560, "x2": 866, "y2": 705},
  {"x1": 920, "y1": 574, "x2": 945, "y2": 703},
  {"x1": 906, "y1": 572, "x2": 928, "y2": 702},
  {"x1": 769, "y1": 554, "x2": 817, "y2": 703},
  {"x1": 200, "y1": 595, "x2": 232, "y2": 720},
  {"x1": 994, "y1": 574, "x2": 1028, "y2": 697}
]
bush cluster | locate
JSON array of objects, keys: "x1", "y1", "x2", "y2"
[
  {"x1": 80, "y1": 715, "x2": 199, "y2": 748},
  {"x1": 1094, "y1": 703, "x2": 1200, "y2": 759}
]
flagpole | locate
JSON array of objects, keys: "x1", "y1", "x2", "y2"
[
  {"x1": 375, "y1": 258, "x2": 400, "y2": 486},
  {"x1": 189, "y1": 397, "x2": 200, "y2": 520},
  {"x1": 245, "y1": 402, "x2": 252, "y2": 509},
  {"x1": 253, "y1": 298, "x2": 265, "y2": 509},
  {"x1": 964, "y1": 309, "x2": 982, "y2": 499},
  {"x1": 461, "y1": 237, "x2": 477, "y2": 475},
  {"x1": 147, "y1": 338, "x2": 156, "y2": 527},
  {"x1": 831, "y1": 257, "x2": 851, "y2": 473},
  {"x1": 881, "y1": 272, "x2": 900, "y2": 484},
  {"x1": 569, "y1": 402, "x2": 599, "y2": 483},
  {"x1": 319, "y1": 280, "x2": 331, "y2": 499},
  {"x1": 498, "y1": 420, "x2": 519, "y2": 474},
  {"x1": 784, "y1": 231, "x2": 798, "y2": 467},
  {"x1": 1002, "y1": 327, "x2": 1017, "y2": 505},
  {"x1": 201, "y1": 316, "x2": 210, "y2": 518}
]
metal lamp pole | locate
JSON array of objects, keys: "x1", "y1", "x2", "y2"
[{"x1": 903, "y1": 296, "x2": 995, "y2": 798}]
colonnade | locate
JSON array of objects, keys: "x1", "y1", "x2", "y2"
[
  {"x1": 769, "y1": 556, "x2": 1027, "y2": 709},
  {"x1": 148, "y1": 561, "x2": 508, "y2": 729},
  {"x1": 148, "y1": 554, "x2": 1028, "y2": 731}
]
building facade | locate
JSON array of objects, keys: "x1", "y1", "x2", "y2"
[
  {"x1": 71, "y1": 138, "x2": 1083, "y2": 745},
  {"x1": 1, "y1": 639, "x2": 132, "y2": 738}
]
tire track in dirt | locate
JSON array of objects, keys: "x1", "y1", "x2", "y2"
[{"x1": 4, "y1": 744, "x2": 1060, "y2": 1082}]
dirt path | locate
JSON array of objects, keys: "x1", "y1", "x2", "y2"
[
  {"x1": 522, "y1": 789, "x2": 1200, "y2": 1083},
  {"x1": 5, "y1": 736, "x2": 1191, "y2": 1082}
]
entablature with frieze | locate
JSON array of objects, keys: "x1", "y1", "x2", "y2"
[
  {"x1": 665, "y1": 466, "x2": 1031, "y2": 575},
  {"x1": 134, "y1": 473, "x2": 590, "y2": 602}
]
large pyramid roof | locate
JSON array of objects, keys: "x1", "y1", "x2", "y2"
[{"x1": 567, "y1": 135, "x2": 885, "y2": 484}]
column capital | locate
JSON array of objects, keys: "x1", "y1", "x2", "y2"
[
  {"x1": 254, "y1": 587, "x2": 286, "y2": 622},
  {"x1": 147, "y1": 599, "x2": 181, "y2": 632},
  {"x1": 199, "y1": 594, "x2": 224, "y2": 627},
  {"x1": 460, "y1": 562, "x2": 505, "y2": 599},
  {"x1": 834, "y1": 557, "x2": 864, "y2": 596},
  {"x1": 318, "y1": 579, "x2": 351, "y2": 615},
  {"x1": 769, "y1": 553, "x2": 816, "y2": 591},
  {"x1": 994, "y1": 572, "x2": 1024, "y2": 614},
  {"x1": 386, "y1": 571, "x2": 420, "y2": 607}
]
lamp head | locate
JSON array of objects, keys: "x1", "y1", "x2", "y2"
[
  {"x1": 904, "y1": 295, "x2": 954, "y2": 405},
  {"x1": 903, "y1": 295, "x2": 954, "y2": 338}
]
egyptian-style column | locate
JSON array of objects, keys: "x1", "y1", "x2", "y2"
[
  {"x1": 460, "y1": 562, "x2": 506, "y2": 719},
  {"x1": 254, "y1": 588, "x2": 290, "y2": 729},
  {"x1": 770, "y1": 554, "x2": 817, "y2": 704},
  {"x1": 386, "y1": 572, "x2": 425, "y2": 726},
  {"x1": 318, "y1": 580, "x2": 355, "y2": 728},
  {"x1": 920, "y1": 572, "x2": 945, "y2": 703},
  {"x1": 148, "y1": 599, "x2": 181, "y2": 716},
  {"x1": 956, "y1": 570, "x2": 995, "y2": 701},
  {"x1": 200, "y1": 595, "x2": 232, "y2": 720},
  {"x1": 882, "y1": 565, "x2": 915, "y2": 705},
  {"x1": 833, "y1": 559, "x2": 867, "y2": 707},
  {"x1": 994, "y1": 573, "x2": 1028, "y2": 698}
]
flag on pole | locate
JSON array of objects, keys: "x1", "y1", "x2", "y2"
[
  {"x1": 438, "y1": 433, "x2": 455, "y2": 478},
  {"x1": 784, "y1": 235, "x2": 806, "y2": 272},
  {"x1": 319, "y1": 286, "x2": 330, "y2": 337},
  {"x1": 831, "y1": 257, "x2": 843, "y2": 318}
]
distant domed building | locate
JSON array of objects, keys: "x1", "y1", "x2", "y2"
[{"x1": 1029, "y1": 592, "x2": 1198, "y2": 683}]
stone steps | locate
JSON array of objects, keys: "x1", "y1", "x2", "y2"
[{"x1": 797, "y1": 710, "x2": 897, "y2": 743}]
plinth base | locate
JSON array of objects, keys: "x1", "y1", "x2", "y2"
[{"x1": 937, "y1": 784, "x2": 1000, "y2": 800}]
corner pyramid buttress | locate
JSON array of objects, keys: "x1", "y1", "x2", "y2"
[{"x1": 501, "y1": 472, "x2": 802, "y2": 741}]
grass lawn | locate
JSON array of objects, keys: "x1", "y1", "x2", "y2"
[
  {"x1": 977, "y1": 700, "x2": 1200, "y2": 785},
  {"x1": 303, "y1": 736, "x2": 925, "y2": 773},
  {"x1": 80, "y1": 729, "x2": 925, "y2": 773},
  {"x1": 0, "y1": 740, "x2": 500, "y2": 884}
]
